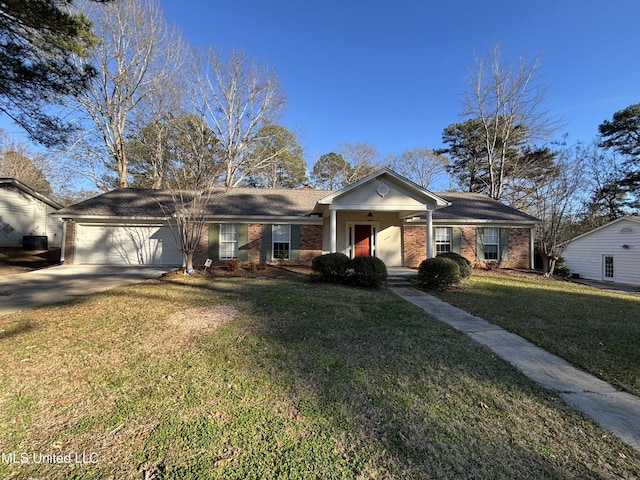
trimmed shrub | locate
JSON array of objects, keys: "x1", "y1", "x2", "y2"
[
  {"x1": 311, "y1": 253, "x2": 350, "y2": 283},
  {"x1": 437, "y1": 251, "x2": 472, "y2": 278},
  {"x1": 348, "y1": 256, "x2": 387, "y2": 288},
  {"x1": 418, "y1": 257, "x2": 461, "y2": 289}
]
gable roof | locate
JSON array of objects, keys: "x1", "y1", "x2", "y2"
[
  {"x1": 316, "y1": 168, "x2": 451, "y2": 208},
  {"x1": 54, "y1": 187, "x2": 332, "y2": 219},
  {"x1": 432, "y1": 191, "x2": 539, "y2": 224},
  {"x1": 0, "y1": 178, "x2": 63, "y2": 210},
  {"x1": 54, "y1": 176, "x2": 538, "y2": 225},
  {"x1": 563, "y1": 216, "x2": 640, "y2": 245}
]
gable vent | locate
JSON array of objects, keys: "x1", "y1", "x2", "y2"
[
  {"x1": 1, "y1": 222, "x2": 15, "y2": 237},
  {"x1": 620, "y1": 227, "x2": 634, "y2": 234}
]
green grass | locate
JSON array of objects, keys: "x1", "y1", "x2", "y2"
[
  {"x1": 1, "y1": 273, "x2": 639, "y2": 479},
  {"x1": 432, "y1": 272, "x2": 640, "y2": 398}
]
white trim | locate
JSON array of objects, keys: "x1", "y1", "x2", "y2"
[
  {"x1": 272, "y1": 224, "x2": 291, "y2": 260},
  {"x1": 426, "y1": 209, "x2": 433, "y2": 259},
  {"x1": 316, "y1": 168, "x2": 451, "y2": 207},
  {"x1": 562, "y1": 216, "x2": 640, "y2": 246},
  {"x1": 602, "y1": 254, "x2": 615, "y2": 281},
  {"x1": 55, "y1": 214, "x2": 323, "y2": 225},
  {"x1": 329, "y1": 209, "x2": 337, "y2": 253},
  {"x1": 0, "y1": 178, "x2": 63, "y2": 210},
  {"x1": 405, "y1": 217, "x2": 537, "y2": 227},
  {"x1": 219, "y1": 223, "x2": 239, "y2": 260},
  {"x1": 530, "y1": 228, "x2": 535, "y2": 268}
]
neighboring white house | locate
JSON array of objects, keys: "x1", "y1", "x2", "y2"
[
  {"x1": 562, "y1": 216, "x2": 640, "y2": 286},
  {"x1": 0, "y1": 178, "x2": 64, "y2": 249}
]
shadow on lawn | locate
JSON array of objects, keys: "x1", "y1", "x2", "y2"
[
  {"x1": 0, "y1": 319, "x2": 34, "y2": 340},
  {"x1": 169, "y1": 276, "x2": 638, "y2": 478},
  {"x1": 6, "y1": 274, "x2": 635, "y2": 478}
]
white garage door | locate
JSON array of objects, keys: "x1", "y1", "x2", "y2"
[{"x1": 75, "y1": 224, "x2": 183, "y2": 265}]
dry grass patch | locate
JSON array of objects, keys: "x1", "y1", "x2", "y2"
[{"x1": 165, "y1": 304, "x2": 239, "y2": 333}]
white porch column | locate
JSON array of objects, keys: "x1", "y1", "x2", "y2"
[
  {"x1": 329, "y1": 208, "x2": 337, "y2": 253},
  {"x1": 530, "y1": 227, "x2": 535, "y2": 268},
  {"x1": 426, "y1": 208, "x2": 433, "y2": 259}
]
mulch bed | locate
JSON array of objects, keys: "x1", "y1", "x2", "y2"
[{"x1": 187, "y1": 264, "x2": 313, "y2": 278}]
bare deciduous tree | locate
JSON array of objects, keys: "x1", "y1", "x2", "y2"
[
  {"x1": 0, "y1": 132, "x2": 52, "y2": 194},
  {"x1": 158, "y1": 115, "x2": 226, "y2": 270},
  {"x1": 339, "y1": 142, "x2": 380, "y2": 185},
  {"x1": 461, "y1": 44, "x2": 558, "y2": 202},
  {"x1": 191, "y1": 48, "x2": 285, "y2": 187},
  {"x1": 386, "y1": 147, "x2": 449, "y2": 189},
  {"x1": 73, "y1": 0, "x2": 184, "y2": 189},
  {"x1": 532, "y1": 145, "x2": 586, "y2": 275},
  {"x1": 128, "y1": 75, "x2": 187, "y2": 189}
]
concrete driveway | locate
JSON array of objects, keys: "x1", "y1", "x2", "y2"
[{"x1": 0, "y1": 265, "x2": 174, "y2": 317}]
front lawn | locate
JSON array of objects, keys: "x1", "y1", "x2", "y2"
[
  {"x1": 432, "y1": 271, "x2": 640, "y2": 398},
  {"x1": 1, "y1": 274, "x2": 639, "y2": 479}
]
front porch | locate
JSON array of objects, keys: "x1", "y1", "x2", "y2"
[{"x1": 313, "y1": 170, "x2": 451, "y2": 267}]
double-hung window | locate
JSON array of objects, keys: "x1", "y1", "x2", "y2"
[
  {"x1": 483, "y1": 227, "x2": 499, "y2": 260},
  {"x1": 272, "y1": 224, "x2": 291, "y2": 260},
  {"x1": 435, "y1": 227, "x2": 452, "y2": 254},
  {"x1": 219, "y1": 224, "x2": 239, "y2": 260}
]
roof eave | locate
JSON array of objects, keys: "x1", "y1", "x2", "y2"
[{"x1": 1, "y1": 177, "x2": 64, "y2": 209}]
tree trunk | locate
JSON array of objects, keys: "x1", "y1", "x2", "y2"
[
  {"x1": 540, "y1": 252, "x2": 558, "y2": 276},
  {"x1": 183, "y1": 250, "x2": 194, "y2": 271}
]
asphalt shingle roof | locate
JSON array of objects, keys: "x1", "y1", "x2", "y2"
[
  {"x1": 55, "y1": 187, "x2": 538, "y2": 223},
  {"x1": 433, "y1": 191, "x2": 538, "y2": 223},
  {"x1": 55, "y1": 187, "x2": 333, "y2": 218}
]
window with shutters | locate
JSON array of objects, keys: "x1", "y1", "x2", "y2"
[
  {"x1": 435, "y1": 227, "x2": 451, "y2": 254},
  {"x1": 484, "y1": 227, "x2": 499, "y2": 260},
  {"x1": 272, "y1": 224, "x2": 291, "y2": 260},
  {"x1": 219, "y1": 224, "x2": 239, "y2": 260}
]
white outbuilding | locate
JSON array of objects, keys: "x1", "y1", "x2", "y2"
[
  {"x1": 0, "y1": 178, "x2": 63, "y2": 249},
  {"x1": 562, "y1": 216, "x2": 640, "y2": 286}
]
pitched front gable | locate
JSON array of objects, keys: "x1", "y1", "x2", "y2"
[
  {"x1": 314, "y1": 168, "x2": 450, "y2": 217},
  {"x1": 564, "y1": 216, "x2": 640, "y2": 246}
]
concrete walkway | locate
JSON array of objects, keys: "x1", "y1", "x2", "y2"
[
  {"x1": 0, "y1": 265, "x2": 173, "y2": 317},
  {"x1": 387, "y1": 280, "x2": 640, "y2": 452}
]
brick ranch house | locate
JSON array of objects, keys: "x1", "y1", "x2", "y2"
[{"x1": 53, "y1": 169, "x2": 538, "y2": 269}]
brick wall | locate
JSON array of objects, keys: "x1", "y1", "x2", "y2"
[
  {"x1": 63, "y1": 221, "x2": 75, "y2": 264},
  {"x1": 192, "y1": 226, "x2": 209, "y2": 268},
  {"x1": 403, "y1": 225, "x2": 532, "y2": 269},
  {"x1": 299, "y1": 224, "x2": 323, "y2": 264},
  {"x1": 403, "y1": 226, "x2": 426, "y2": 268},
  {"x1": 206, "y1": 223, "x2": 322, "y2": 266},
  {"x1": 247, "y1": 224, "x2": 262, "y2": 264},
  {"x1": 460, "y1": 227, "x2": 476, "y2": 263},
  {"x1": 502, "y1": 228, "x2": 531, "y2": 269}
]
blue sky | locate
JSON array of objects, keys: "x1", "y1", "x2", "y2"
[
  {"x1": 0, "y1": 0, "x2": 637, "y2": 186},
  {"x1": 160, "y1": 0, "x2": 639, "y2": 165}
]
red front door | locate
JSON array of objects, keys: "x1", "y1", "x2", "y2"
[{"x1": 354, "y1": 225, "x2": 371, "y2": 257}]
